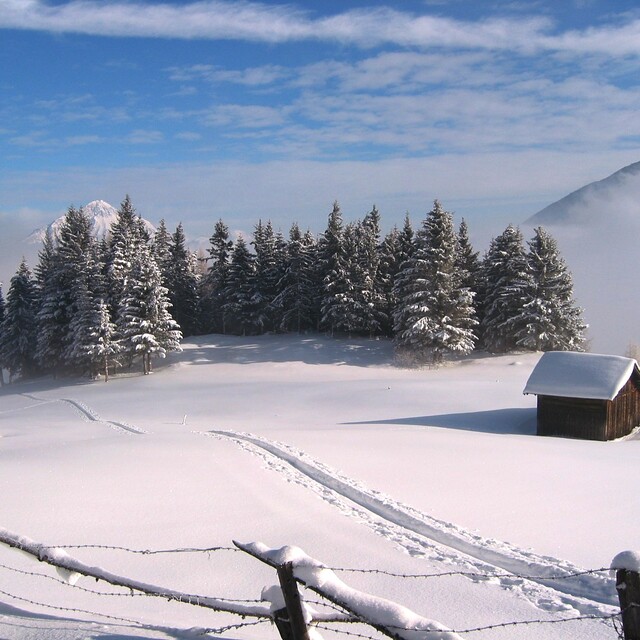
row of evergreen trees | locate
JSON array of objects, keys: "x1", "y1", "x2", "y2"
[
  {"x1": 0, "y1": 196, "x2": 586, "y2": 382},
  {"x1": 0, "y1": 197, "x2": 182, "y2": 383}
]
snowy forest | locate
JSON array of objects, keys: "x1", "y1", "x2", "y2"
[{"x1": 0, "y1": 196, "x2": 586, "y2": 382}]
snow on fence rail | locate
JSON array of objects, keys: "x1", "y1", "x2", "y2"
[{"x1": 0, "y1": 527, "x2": 633, "y2": 639}]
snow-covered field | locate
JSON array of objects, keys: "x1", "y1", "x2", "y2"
[{"x1": 0, "y1": 335, "x2": 637, "y2": 640}]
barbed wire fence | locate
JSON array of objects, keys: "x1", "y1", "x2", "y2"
[{"x1": 0, "y1": 528, "x2": 630, "y2": 639}]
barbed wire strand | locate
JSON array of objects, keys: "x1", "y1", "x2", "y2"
[
  {"x1": 0, "y1": 586, "x2": 144, "y2": 627},
  {"x1": 52, "y1": 543, "x2": 239, "y2": 555},
  {"x1": 0, "y1": 561, "x2": 266, "y2": 605},
  {"x1": 202, "y1": 618, "x2": 271, "y2": 635},
  {"x1": 0, "y1": 561, "x2": 144, "y2": 597},
  {"x1": 305, "y1": 597, "x2": 354, "y2": 615},
  {"x1": 328, "y1": 566, "x2": 611, "y2": 581},
  {"x1": 316, "y1": 610, "x2": 621, "y2": 639}
]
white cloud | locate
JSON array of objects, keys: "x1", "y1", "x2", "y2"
[
  {"x1": 4, "y1": 0, "x2": 640, "y2": 56},
  {"x1": 128, "y1": 129, "x2": 164, "y2": 144}
]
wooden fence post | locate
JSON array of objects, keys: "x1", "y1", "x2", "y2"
[
  {"x1": 616, "y1": 568, "x2": 640, "y2": 640},
  {"x1": 274, "y1": 561, "x2": 311, "y2": 640}
]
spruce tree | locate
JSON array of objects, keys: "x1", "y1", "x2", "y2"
[
  {"x1": 201, "y1": 219, "x2": 233, "y2": 334},
  {"x1": 0, "y1": 260, "x2": 38, "y2": 381},
  {"x1": 318, "y1": 201, "x2": 348, "y2": 335},
  {"x1": 393, "y1": 201, "x2": 476, "y2": 362},
  {"x1": 35, "y1": 206, "x2": 95, "y2": 375},
  {"x1": 332, "y1": 220, "x2": 385, "y2": 336},
  {"x1": 152, "y1": 219, "x2": 173, "y2": 284},
  {"x1": 361, "y1": 206, "x2": 386, "y2": 336},
  {"x1": 398, "y1": 212, "x2": 415, "y2": 265},
  {"x1": 515, "y1": 227, "x2": 587, "y2": 351},
  {"x1": 117, "y1": 245, "x2": 182, "y2": 375},
  {"x1": 222, "y1": 235, "x2": 259, "y2": 335},
  {"x1": 378, "y1": 226, "x2": 402, "y2": 337},
  {"x1": 480, "y1": 224, "x2": 531, "y2": 353},
  {"x1": 252, "y1": 220, "x2": 283, "y2": 333},
  {"x1": 105, "y1": 195, "x2": 148, "y2": 317},
  {"x1": 273, "y1": 222, "x2": 317, "y2": 333},
  {"x1": 165, "y1": 223, "x2": 200, "y2": 337},
  {"x1": 86, "y1": 300, "x2": 121, "y2": 381},
  {"x1": 456, "y1": 219, "x2": 481, "y2": 294}
]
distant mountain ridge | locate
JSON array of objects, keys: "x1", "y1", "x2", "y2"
[
  {"x1": 526, "y1": 160, "x2": 640, "y2": 226},
  {"x1": 27, "y1": 200, "x2": 156, "y2": 244}
]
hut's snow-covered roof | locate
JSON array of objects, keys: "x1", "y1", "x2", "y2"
[{"x1": 524, "y1": 351, "x2": 639, "y2": 401}]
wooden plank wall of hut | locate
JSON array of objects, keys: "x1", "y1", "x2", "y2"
[
  {"x1": 537, "y1": 396, "x2": 608, "y2": 440},
  {"x1": 606, "y1": 376, "x2": 640, "y2": 440}
]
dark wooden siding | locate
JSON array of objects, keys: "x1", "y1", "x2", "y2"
[
  {"x1": 605, "y1": 372, "x2": 640, "y2": 440},
  {"x1": 537, "y1": 370, "x2": 640, "y2": 441},
  {"x1": 537, "y1": 396, "x2": 608, "y2": 440}
]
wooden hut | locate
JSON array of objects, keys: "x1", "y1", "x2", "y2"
[{"x1": 524, "y1": 351, "x2": 640, "y2": 441}]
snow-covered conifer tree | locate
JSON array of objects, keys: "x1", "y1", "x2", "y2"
[
  {"x1": 398, "y1": 212, "x2": 415, "y2": 265},
  {"x1": 165, "y1": 223, "x2": 200, "y2": 337},
  {"x1": 105, "y1": 195, "x2": 149, "y2": 316},
  {"x1": 117, "y1": 245, "x2": 182, "y2": 375},
  {"x1": 35, "y1": 206, "x2": 96, "y2": 375},
  {"x1": 480, "y1": 224, "x2": 531, "y2": 353},
  {"x1": 252, "y1": 220, "x2": 285, "y2": 333},
  {"x1": 0, "y1": 260, "x2": 38, "y2": 381},
  {"x1": 318, "y1": 201, "x2": 349, "y2": 335},
  {"x1": 378, "y1": 226, "x2": 402, "y2": 337},
  {"x1": 222, "y1": 235, "x2": 259, "y2": 335},
  {"x1": 393, "y1": 201, "x2": 477, "y2": 363},
  {"x1": 201, "y1": 219, "x2": 233, "y2": 334},
  {"x1": 456, "y1": 219, "x2": 481, "y2": 294},
  {"x1": 152, "y1": 219, "x2": 173, "y2": 283},
  {"x1": 514, "y1": 227, "x2": 587, "y2": 351},
  {"x1": 332, "y1": 220, "x2": 385, "y2": 336},
  {"x1": 273, "y1": 222, "x2": 317, "y2": 333}
]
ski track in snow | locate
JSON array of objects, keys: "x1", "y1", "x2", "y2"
[
  {"x1": 203, "y1": 429, "x2": 617, "y2": 619},
  {"x1": 17, "y1": 393, "x2": 146, "y2": 435}
]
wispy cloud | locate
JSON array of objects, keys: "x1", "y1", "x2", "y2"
[
  {"x1": 3, "y1": 0, "x2": 640, "y2": 56},
  {"x1": 128, "y1": 129, "x2": 164, "y2": 144},
  {"x1": 160, "y1": 47, "x2": 640, "y2": 160}
]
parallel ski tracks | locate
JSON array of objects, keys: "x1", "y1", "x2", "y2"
[
  {"x1": 205, "y1": 429, "x2": 617, "y2": 618},
  {"x1": 18, "y1": 393, "x2": 145, "y2": 435}
]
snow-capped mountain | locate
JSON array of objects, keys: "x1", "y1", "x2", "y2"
[
  {"x1": 27, "y1": 199, "x2": 156, "y2": 244},
  {"x1": 526, "y1": 160, "x2": 640, "y2": 226}
]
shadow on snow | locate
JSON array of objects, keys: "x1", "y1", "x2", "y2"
[{"x1": 343, "y1": 407, "x2": 537, "y2": 436}]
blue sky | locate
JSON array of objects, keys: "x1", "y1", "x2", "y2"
[{"x1": 1, "y1": 0, "x2": 640, "y2": 266}]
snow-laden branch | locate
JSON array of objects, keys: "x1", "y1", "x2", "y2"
[
  {"x1": 235, "y1": 541, "x2": 463, "y2": 640},
  {"x1": 0, "y1": 527, "x2": 270, "y2": 618}
]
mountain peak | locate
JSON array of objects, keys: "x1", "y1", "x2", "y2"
[
  {"x1": 27, "y1": 200, "x2": 156, "y2": 244},
  {"x1": 85, "y1": 200, "x2": 118, "y2": 219},
  {"x1": 526, "y1": 161, "x2": 640, "y2": 226}
]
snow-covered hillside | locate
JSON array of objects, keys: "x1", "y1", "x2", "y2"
[
  {"x1": 0, "y1": 335, "x2": 636, "y2": 639},
  {"x1": 526, "y1": 161, "x2": 640, "y2": 226},
  {"x1": 27, "y1": 200, "x2": 156, "y2": 243},
  {"x1": 521, "y1": 162, "x2": 640, "y2": 354}
]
